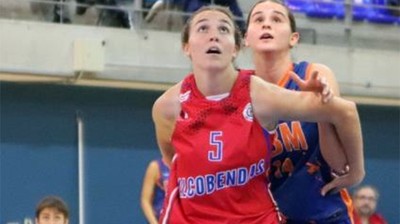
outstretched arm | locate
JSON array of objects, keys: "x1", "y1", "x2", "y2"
[
  {"x1": 251, "y1": 76, "x2": 365, "y2": 194},
  {"x1": 291, "y1": 64, "x2": 349, "y2": 174},
  {"x1": 309, "y1": 65, "x2": 364, "y2": 195},
  {"x1": 141, "y1": 161, "x2": 160, "y2": 224}
]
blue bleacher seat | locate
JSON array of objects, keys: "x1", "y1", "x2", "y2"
[
  {"x1": 350, "y1": 0, "x2": 371, "y2": 21},
  {"x1": 305, "y1": 0, "x2": 341, "y2": 19},
  {"x1": 332, "y1": 0, "x2": 346, "y2": 19},
  {"x1": 286, "y1": 0, "x2": 399, "y2": 24},
  {"x1": 285, "y1": 0, "x2": 309, "y2": 13},
  {"x1": 324, "y1": 0, "x2": 371, "y2": 20},
  {"x1": 366, "y1": 0, "x2": 398, "y2": 23},
  {"x1": 352, "y1": 6, "x2": 369, "y2": 21}
]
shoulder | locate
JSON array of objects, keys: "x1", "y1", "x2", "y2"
[
  {"x1": 371, "y1": 213, "x2": 388, "y2": 223},
  {"x1": 308, "y1": 63, "x2": 336, "y2": 80},
  {"x1": 144, "y1": 160, "x2": 161, "y2": 179},
  {"x1": 148, "y1": 160, "x2": 160, "y2": 170},
  {"x1": 153, "y1": 82, "x2": 182, "y2": 121},
  {"x1": 309, "y1": 63, "x2": 340, "y2": 94}
]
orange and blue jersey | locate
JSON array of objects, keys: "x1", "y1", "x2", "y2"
[
  {"x1": 266, "y1": 61, "x2": 353, "y2": 223},
  {"x1": 153, "y1": 158, "x2": 170, "y2": 219}
]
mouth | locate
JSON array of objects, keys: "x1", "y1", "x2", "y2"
[
  {"x1": 206, "y1": 46, "x2": 222, "y2": 54},
  {"x1": 260, "y1": 33, "x2": 273, "y2": 40}
]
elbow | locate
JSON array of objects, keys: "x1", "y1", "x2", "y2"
[
  {"x1": 342, "y1": 100, "x2": 360, "y2": 124},
  {"x1": 360, "y1": 168, "x2": 366, "y2": 182},
  {"x1": 141, "y1": 198, "x2": 149, "y2": 210},
  {"x1": 347, "y1": 101, "x2": 358, "y2": 117},
  {"x1": 354, "y1": 168, "x2": 366, "y2": 187},
  {"x1": 350, "y1": 162, "x2": 365, "y2": 187}
]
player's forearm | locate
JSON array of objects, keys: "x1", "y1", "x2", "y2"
[
  {"x1": 158, "y1": 141, "x2": 174, "y2": 166},
  {"x1": 141, "y1": 201, "x2": 158, "y2": 224},
  {"x1": 318, "y1": 123, "x2": 348, "y2": 173},
  {"x1": 333, "y1": 102, "x2": 365, "y2": 184}
]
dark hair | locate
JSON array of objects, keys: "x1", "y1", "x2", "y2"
[
  {"x1": 35, "y1": 196, "x2": 69, "y2": 219},
  {"x1": 181, "y1": 5, "x2": 243, "y2": 50},
  {"x1": 246, "y1": 0, "x2": 297, "y2": 33}
]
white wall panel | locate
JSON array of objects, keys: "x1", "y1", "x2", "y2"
[{"x1": 0, "y1": 19, "x2": 399, "y2": 98}]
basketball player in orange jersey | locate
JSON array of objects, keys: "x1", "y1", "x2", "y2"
[
  {"x1": 152, "y1": 5, "x2": 363, "y2": 223},
  {"x1": 245, "y1": 0, "x2": 365, "y2": 222}
]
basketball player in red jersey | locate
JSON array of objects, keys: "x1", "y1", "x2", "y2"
[
  {"x1": 245, "y1": 1, "x2": 365, "y2": 222},
  {"x1": 152, "y1": 5, "x2": 363, "y2": 223}
]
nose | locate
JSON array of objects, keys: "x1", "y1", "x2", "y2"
[
  {"x1": 209, "y1": 28, "x2": 220, "y2": 42},
  {"x1": 262, "y1": 20, "x2": 271, "y2": 30},
  {"x1": 209, "y1": 36, "x2": 219, "y2": 42}
]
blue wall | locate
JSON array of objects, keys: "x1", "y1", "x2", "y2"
[
  {"x1": 356, "y1": 105, "x2": 400, "y2": 223},
  {"x1": 1, "y1": 82, "x2": 162, "y2": 223},
  {"x1": 1, "y1": 82, "x2": 399, "y2": 224}
]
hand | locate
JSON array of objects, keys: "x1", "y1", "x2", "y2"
[
  {"x1": 321, "y1": 168, "x2": 364, "y2": 196},
  {"x1": 289, "y1": 71, "x2": 333, "y2": 103}
]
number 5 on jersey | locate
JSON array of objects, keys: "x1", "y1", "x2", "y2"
[{"x1": 208, "y1": 131, "x2": 223, "y2": 162}]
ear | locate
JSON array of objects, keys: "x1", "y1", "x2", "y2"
[
  {"x1": 233, "y1": 45, "x2": 239, "y2": 59},
  {"x1": 243, "y1": 33, "x2": 249, "y2": 47},
  {"x1": 289, "y1": 32, "x2": 300, "y2": 48},
  {"x1": 182, "y1": 43, "x2": 191, "y2": 58}
]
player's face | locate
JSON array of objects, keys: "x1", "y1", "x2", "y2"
[
  {"x1": 245, "y1": 1, "x2": 298, "y2": 53},
  {"x1": 183, "y1": 10, "x2": 238, "y2": 71},
  {"x1": 36, "y1": 208, "x2": 68, "y2": 224},
  {"x1": 354, "y1": 188, "x2": 377, "y2": 216}
]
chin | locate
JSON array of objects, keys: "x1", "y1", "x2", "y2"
[
  {"x1": 258, "y1": 46, "x2": 277, "y2": 53},
  {"x1": 203, "y1": 61, "x2": 229, "y2": 70},
  {"x1": 208, "y1": 66, "x2": 225, "y2": 72}
]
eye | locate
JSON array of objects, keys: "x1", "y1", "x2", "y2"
[
  {"x1": 253, "y1": 16, "x2": 264, "y2": 23},
  {"x1": 272, "y1": 16, "x2": 282, "y2": 23},
  {"x1": 197, "y1": 25, "x2": 208, "y2": 33},
  {"x1": 219, "y1": 25, "x2": 230, "y2": 34}
]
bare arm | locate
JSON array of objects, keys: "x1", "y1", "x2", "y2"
[
  {"x1": 140, "y1": 161, "x2": 160, "y2": 224},
  {"x1": 152, "y1": 83, "x2": 182, "y2": 166},
  {"x1": 251, "y1": 76, "x2": 364, "y2": 193},
  {"x1": 294, "y1": 64, "x2": 365, "y2": 193},
  {"x1": 310, "y1": 64, "x2": 348, "y2": 173}
]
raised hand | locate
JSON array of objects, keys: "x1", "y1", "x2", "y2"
[{"x1": 289, "y1": 71, "x2": 333, "y2": 103}]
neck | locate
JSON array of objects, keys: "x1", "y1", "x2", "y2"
[
  {"x1": 253, "y1": 51, "x2": 292, "y2": 84},
  {"x1": 360, "y1": 215, "x2": 371, "y2": 224},
  {"x1": 192, "y1": 65, "x2": 238, "y2": 96}
]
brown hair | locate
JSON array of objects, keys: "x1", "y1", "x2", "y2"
[
  {"x1": 181, "y1": 5, "x2": 243, "y2": 50},
  {"x1": 35, "y1": 196, "x2": 69, "y2": 219},
  {"x1": 246, "y1": 0, "x2": 297, "y2": 33}
]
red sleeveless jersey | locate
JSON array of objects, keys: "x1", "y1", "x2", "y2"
[{"x1": 160, "y1": 71, "x2": 280, "y2": 224}]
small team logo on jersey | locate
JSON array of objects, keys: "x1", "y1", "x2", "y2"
[
  {"x1": 243, "y1": 103, "x2": 253, "y2": 122},
  {"x1": 180, "y1": 110, "x2": 189, "y2": 120},
  {"x1": 179, "y1": 90, "x2": 191, "y2": 102}
]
